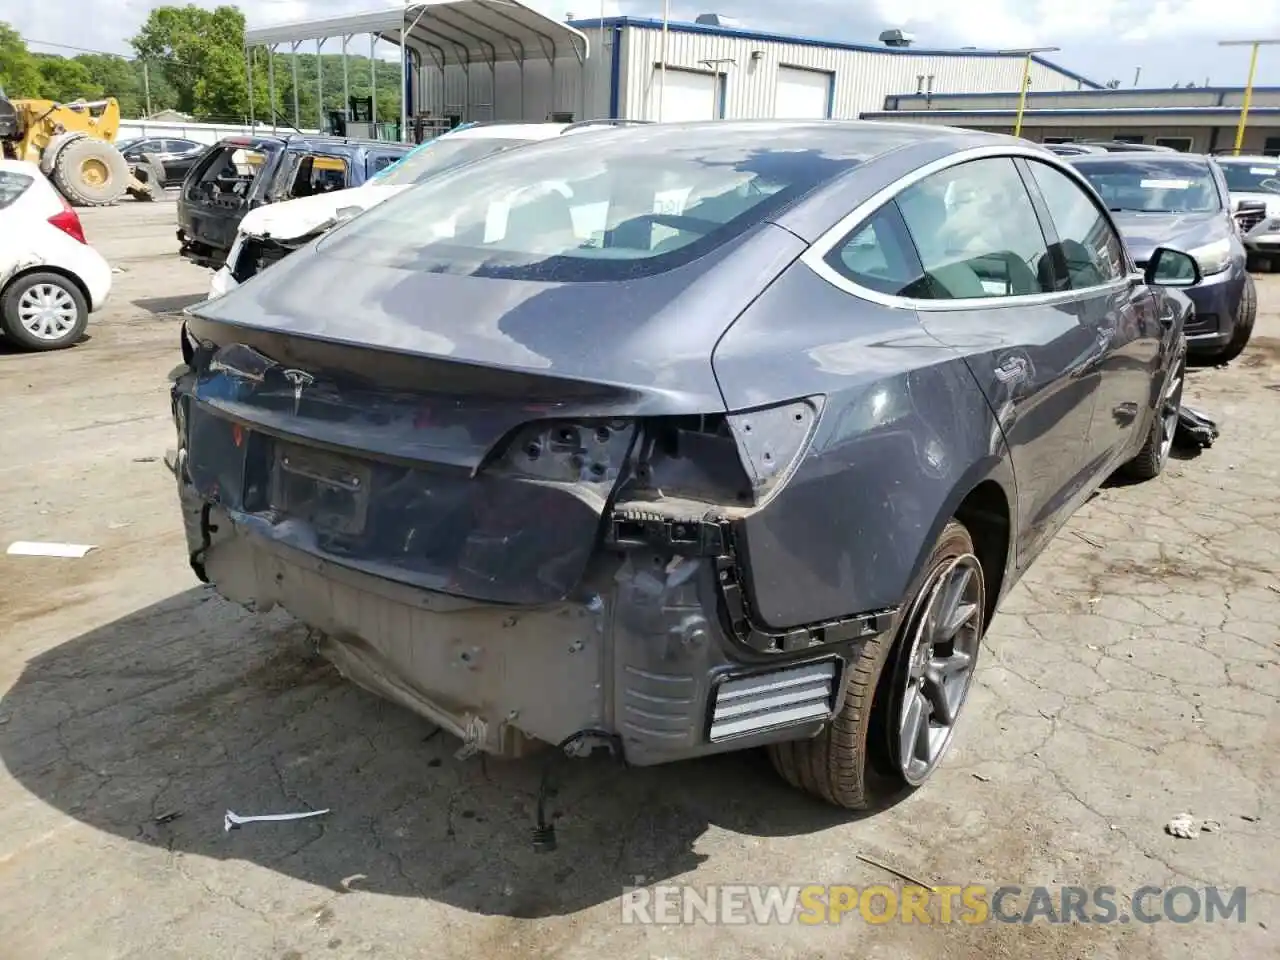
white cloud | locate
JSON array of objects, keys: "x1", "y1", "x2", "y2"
[{"x1": 868, "y1": 0, "x2": 1280, "y2": 46}]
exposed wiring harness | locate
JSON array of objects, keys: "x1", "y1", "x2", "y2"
[{"x1": 532, "y1": 729, "x2": 626, "y2": 852}]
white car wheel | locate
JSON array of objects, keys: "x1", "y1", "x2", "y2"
[{"x1": 1, "y1": 273, "x2": 89, "y2": 351}]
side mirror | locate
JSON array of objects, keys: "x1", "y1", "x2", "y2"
[{"x1": 1144, "y1": 247, "x2": 1202, "y2": 288}]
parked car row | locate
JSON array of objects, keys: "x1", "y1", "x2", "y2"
[{"x1": 168, "y1": 119, "x2": 1215, "y2": 813}]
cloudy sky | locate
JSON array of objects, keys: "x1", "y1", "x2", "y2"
[{"x1": 9, "y1": 0, "x2": 1280, "y2": 87}]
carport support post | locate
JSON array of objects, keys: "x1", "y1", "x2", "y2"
[
  {"x1": 342, "y1": 36, "x2": 350, "y2": 122},
  {"x1": 246, "y1": 48, "x2": 254, "y2": 128},
  {"x1": 291, "y1": 42, "x2": 301, "y2": 128},
  {"x1": 268, "y1": 49, "x2": 277, "y2": 132},
  {"x1": 317, "y1": 39, "x2": 325, "y2": 132},
  {"x1": 370, "y1": 35, "x2": 378, "y2": 130},
  {"x1": 401, "y1": 35, "x2": 408, "y2": 141}
]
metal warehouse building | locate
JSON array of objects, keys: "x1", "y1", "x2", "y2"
[
  {"x1": 244, "y1": 2, "x2": 1099, "y2": 137},
  {"x1": 862, "y1": 88, "x2": 1280, "y2": 155}
]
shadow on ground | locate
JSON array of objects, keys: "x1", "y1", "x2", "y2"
[
  {"x1": 133, "y1": 294, "x2": 207, "y2": 315},
  {"x1": 0, "y1": 588, "x2": 888, "y2": 918}
]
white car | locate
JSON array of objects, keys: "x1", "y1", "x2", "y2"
[
  {"x1": 1215, "y1": 154, "x2": 1280, "y2": 267},
  {"x1": 208, "y1": 120, "x2": 640, "y2": 297},
  {"x1": 0, "y1": 158, "x2": 112, "y2": 351}
]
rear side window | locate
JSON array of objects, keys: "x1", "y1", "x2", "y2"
[
  {"x1": 286, "y1": 154, "x2": 350, "y2": 198},
  {"x1": 896, "y1": 157, "x2": 1053, "y2": 300},
  {"x1": 825, "y1": 204, "x2": 930, "y2": 297},
  {"x1": 1024, "y1": 160, "x2": 1126, "y2": 289},
  {"x1": 0, "y1": 170, "x2": 33, "y2": 209}
]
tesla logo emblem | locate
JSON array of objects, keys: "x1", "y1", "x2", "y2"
[{"x1": 281, "y1": 368, "x2": 315, "y2": 415}]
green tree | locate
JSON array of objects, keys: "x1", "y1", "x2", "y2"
[
  {"x1": 0, "y1": 21, "x2": 43, "y2": 97},
  {"x1": 73, "y1": 53, "x2": 145, "y2": 115},
  {"x1": 131, "y1": 4, "x2": 248, "y2": 116},
  {"x1": 33, "y1": 54, "x2": 104, "y2": 102}
]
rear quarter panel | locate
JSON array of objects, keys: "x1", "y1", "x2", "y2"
[{"x1": 711, "y1": 262, "x2": 1016, "y2": 630}]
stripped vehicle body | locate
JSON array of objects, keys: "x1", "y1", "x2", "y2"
[{"x1": 170, "y1": 121, "x2": 1198, "y2": 805}]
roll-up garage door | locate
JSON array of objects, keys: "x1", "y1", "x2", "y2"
[
  {"x1": 651, "y1": 67, "x2": 719, "y2": 122},
  {"x1": 774, "y1": 66, "x2": 832, "y2": 119}
]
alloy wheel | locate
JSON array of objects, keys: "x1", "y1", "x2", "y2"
[
  {"x1": 16, "y1": 284, "x2": 78, "y2": 342},
  {"x1": 896, "y1": 553, "x2": 984, "y2": 786},
  {"x1": 1158, "y1": 353, "x2": 1186, "y2": 467}
]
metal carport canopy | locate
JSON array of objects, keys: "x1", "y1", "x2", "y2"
[{"x1": 243, "y1": 1, "x2": 591, "y2": 66}]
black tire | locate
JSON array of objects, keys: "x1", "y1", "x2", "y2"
[
  {"x1": 0, "y1": 272, "x2": 89, "y2": 351},
  {"x1": 768, "y1": 519, "x2": 984, "y2": 809},
  {"x1": 1205, "y1": 272, "x2": 1256, "y2": 365},
  {"x1": 1121, "y1": 344, "x2": 1186, "y2": 482},
  {"x1": 51, "y1": 137, "x2": 130, "y2": 206}
]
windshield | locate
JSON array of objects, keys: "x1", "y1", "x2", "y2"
[
  {"x1": 326, "y1": 123, "x2": 867, "y2": 282},
  {"x1": 1073, "y1": 158, "x2": 1221, "y2": 213},
  {"x1": 373, "y1": 137, "x2": 535, "y2": 186},
  {"x1": 1218, "y1": 160, "x2": 1280, "y2": 195}
]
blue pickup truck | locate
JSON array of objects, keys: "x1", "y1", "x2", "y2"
[{"x1": 176, "y1": 133, "x2": 411, "y2": 270}]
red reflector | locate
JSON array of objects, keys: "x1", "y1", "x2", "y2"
[
  {"x1": 48, "y1": 200, "x2": 87, "y2": 244},
  {"x1": 232, "y1": 424, "x2": 244, "y2": 447}
]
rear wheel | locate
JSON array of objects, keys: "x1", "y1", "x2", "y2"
[
  {"x1": 768, "y1": 520, "x2": 985, "y2": 809},
  {"x1": 0, "y1": 272, "x2": 89, "y2": 351},
  {"x1": 51, "y1": 137, "x2": 130, "y2": 206},
  {"x1": 1204, "y1": 272, "x2": 1256, "y2": 365}
]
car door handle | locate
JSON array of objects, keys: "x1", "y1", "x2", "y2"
[
  {"x1": 994, "y1": 356, "x2": 1028, "y2": 382},
  {"x1": 1158, "y1": 310, "x2": 1176, "y2": 329}
]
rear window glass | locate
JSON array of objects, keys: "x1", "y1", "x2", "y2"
[
  {"x1": 1218, "y1": 161, "x2": 1280, "y2": 194},
  {"x1": 0, "y1": 171, "x2": 33, "y2": 208},
  {"x1": 189, "y1": 144, "x2": 270, "y2": 200},
  {"x1": 1072, "y1": 158, "x2": 1221, "y2": 213},
  {"x1": 324, "y1": 124, "x2": 867, "y2": 282}
]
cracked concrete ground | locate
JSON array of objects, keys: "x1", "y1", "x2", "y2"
[{"x1": 0, "y1": 203, "x2": 1276, "y2": 960}]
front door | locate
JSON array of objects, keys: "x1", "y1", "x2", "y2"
[{"x1": 1019, "y1": 157, "x2": 1163, "y2": 473}]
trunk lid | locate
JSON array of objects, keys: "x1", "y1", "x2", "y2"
[{"x1": 179, "y1": 222, "x2": 806, "y2": 605}]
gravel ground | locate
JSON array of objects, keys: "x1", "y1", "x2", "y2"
[{"x1": 0, "y1": 201, "x2": 1276, "y2": 960}]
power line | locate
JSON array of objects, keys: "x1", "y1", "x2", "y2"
[{"x1": 25, "y1": 38, "x2": 131, "y2": 58}]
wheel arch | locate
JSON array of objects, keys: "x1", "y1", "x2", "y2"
[
  {"x1": 1, "y1": 265, "x2": 93, "y2": 313},
  {"x1": 908, "y1": 456, "x2": 1018, "y2": 633}
]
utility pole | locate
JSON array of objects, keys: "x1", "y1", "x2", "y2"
[
  {"x1": 142, "y1": 61, "x2": 152, "y2": 116},
  {"x1": 1219, "y1": 38, "x2": 1280, "y2": 155},
  {"x1": 998, "y1": 47, "x2": 1061, "y2": 138}
]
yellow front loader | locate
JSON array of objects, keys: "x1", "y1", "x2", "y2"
[{"x1": 0, "y1": 94, "x2": 162, "y2": 205}]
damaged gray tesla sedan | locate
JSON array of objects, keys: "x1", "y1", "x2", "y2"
[{"x1": 170, "y1": 120, "x2": 1202, "y2": 809}]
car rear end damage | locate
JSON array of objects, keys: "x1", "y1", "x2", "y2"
[{"x1": 170, "y1": 303, "x2": 894, "y2": 765}]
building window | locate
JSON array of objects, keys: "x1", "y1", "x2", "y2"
[
  {"x1": 1155, "y1": 137, "x2": 1193, "y2": 152},
  {"x1": 1043, "y1": 136, "x2": 1077, "y2": 144},
  {"x1": 1264, "y1": 137, "x2": 1280, "y2": 157},
  {"x1": 1113, "y1": 133, "x2": 1145, "y2": 144}
]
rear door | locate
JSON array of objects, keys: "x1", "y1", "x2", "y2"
[
  {"x1": 1019, "y1": 156, "x2": 1159, "y2": 473},
  {"x1": 893, "y1": 156, "x2": 1104, "y2": 566}
]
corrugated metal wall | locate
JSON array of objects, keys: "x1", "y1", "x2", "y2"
[
  {"x1": 412, "y1": 24, "x2": 1093, "y2": 128},
  {"x1": 618, "y1": 26, "x2": 1086, "y2": 121}
]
